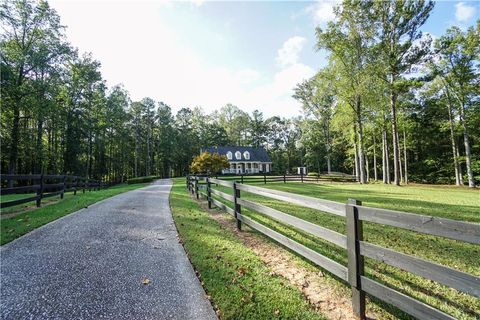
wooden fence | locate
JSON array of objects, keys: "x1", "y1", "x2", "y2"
[
  {"x1": 186, "y1": 175, "x2": 480, "y2": 320},
  {"x1": 209, "y1": 173, "x2": 356, "y2": 185},
  {"x1": 1, "y1": 174, "x2": 108, "y2": 209}
]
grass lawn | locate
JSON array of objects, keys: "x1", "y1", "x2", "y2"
[
  {"x1": 208, "y1": 180, "x2": 480, "y2": 319},
  {"x1": 169, "y1": 178, "x2": 326, "y2": 320},
  {"x1": 0, "y1": 183, "x2": 149, "y2": 245}
]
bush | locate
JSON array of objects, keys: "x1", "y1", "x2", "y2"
[{"x1": 127, "y1": 176, "x2": 159, "y2": 184}]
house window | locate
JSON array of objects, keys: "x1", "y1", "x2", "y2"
[
  {"x1": 235, "y1": 151, "x2": 241, "y2": 160},
  {"x1": 226, "y1": 151, "x2": 232, "y2": 160},
  {"x1": 243, "y1": 151, "x2": 250, "y2": 160}
]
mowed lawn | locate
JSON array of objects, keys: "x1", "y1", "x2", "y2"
[
  {"x1": 1, "y1": 183, "x2": 150, "y2": 245},
  {"x1": 170, "y1": 179, "x2": 325, "y2": 320},
  {"x1": 208, "y1": 180, "x2": 480, "y2": 319}
]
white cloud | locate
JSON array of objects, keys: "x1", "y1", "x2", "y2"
[
  {"x1": 49, "y1": 1, "x2": 313, "y2": 117},
  {"x1": 306, "y1": 0, "x2": 338, "y2": 26},
  {"x1": 455, "y1": 2, "x2": 476, "y2": 22},
  {"x1": 276, "y1": 36, "x2": 307, "y2": 67}
]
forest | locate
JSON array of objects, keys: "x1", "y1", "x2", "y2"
[{"x1": 1, "y1": 0, "x2": 479, "y2": 187}]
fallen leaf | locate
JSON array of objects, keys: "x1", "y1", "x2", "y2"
[
  {"x1": 142, "y1": 278, "x2": 151, "y2": 285},
  {"x1": 273, "y1": 309, "x2": 280, "y2": 316}
]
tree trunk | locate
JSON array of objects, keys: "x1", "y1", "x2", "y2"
[
  {"x1": 459, "y1": 103, "x2": 475, "y2": 187},
  {"x1": 353, "y1": 133, "x2": 360, "y2": 182},
  {"x1": 445, "y1": 92, "x2": 462, "y2": 185},
  {"x1": 8, "y1": 102, "x2": 21, "y2": 183},
  {"x1": 382, "y1": 118, "x2": 390, "y2": 184},
  {"x1": 398, "y1": 129, "x2": 403, "y2": 184},
  {"x1": 390, "y1": 87, "x2": 401, "y2": 186},
  {"x1": 403, "y1": 128, "x2": 408, "y2": 185},
  {"x1": 456, "y1": 143, "x2": 464, "y2": 185},
  {"x1": 35, "y1": 116, "x2": 44, "y2": 174},
  {"x1": 373, "y1": 133, "x2": 378, "y2": 181},
  {"x1": 356, "y1": 97, "x2": 366, "y2": 183},
  {"x1": 365, "y1": 151, "x2": 370, "y2": 182}
]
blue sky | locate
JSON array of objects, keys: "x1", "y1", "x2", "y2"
[{"x1": 49, "y1": 0, "x2": 478, "y2": 117}]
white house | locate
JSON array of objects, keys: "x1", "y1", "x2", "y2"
[{"x1": 201, "y1": 146, "x2": 272, "y2": 174}]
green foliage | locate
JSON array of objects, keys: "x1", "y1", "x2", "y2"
[{"x1": 190, "y1": 152, "x2": 229, "y2": 174}]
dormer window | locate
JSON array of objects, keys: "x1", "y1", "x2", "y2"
[
  {"x1": 243, "y1": 151, "x2": 250, "y2": 160},
  {"x1": 226, "y1": 151, "x2": 232, "y2": 160},
  {"x1": 235, "y1": 151, "x2": 241, "y2": 160}
]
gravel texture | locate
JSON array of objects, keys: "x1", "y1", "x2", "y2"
[{"x1": 1, "y1": 180, "x2": 217, "y2": 320}]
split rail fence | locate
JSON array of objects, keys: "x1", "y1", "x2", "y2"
[
  {"x1": 186, "y1": 175, "x2": 479, "y2": 320},
  {"x1": 216, "y1": 173, "x2": 355, "y2": 185},
  {"x1": 1, "y1": 174, "x2": 108, "y2": 209}
]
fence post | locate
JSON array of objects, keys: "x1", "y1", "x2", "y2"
[
  {"x1": 36, "y1": 174, "x2": 44, "y2": 207},
  {"x1": 241, "y1": 175, "x2": 244, "y2": 184},
  {"x1": 74, "y1": 176, "x2": 78, "y2": 195},
  {"x1": 195, "y1": 177, "x2": 199, "y2": 199},
  {"x1": 83, "y1": 177, "x2": 86, "y2": 193},
  {"x1": 186, "y1": 175, "x2": 189, "y2": 190},
  {"x1": 264, "y1": 174, "x2": 266, "y2": 184},
  {"x1": 301, "y1": 172, "x2": 304, "y2": 183},
  {"x1": 233, "y1": 182, "x2": 242, "y2": 230},
  {"x1": 207, "y1": 177, "x2": 212, "y2": 209},
  {"x1": 61, "y1": 175, "x2": 66, "y2": 199},
  {"x1": 283, "y1": 174, "x2": 286, "y2": 183},
  {"x1": 346, "y1": 198, "x2": 366, "y2": 320}
]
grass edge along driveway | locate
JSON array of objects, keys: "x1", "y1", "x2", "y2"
[
  {"x1": 1, "y1": 183, "x2": 150, "y2": 245},
  {"x1": 169, "y1": 178, "x2": 326, "y2": 320}
]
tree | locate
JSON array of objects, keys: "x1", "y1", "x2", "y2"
[
  {"x1": 1, "y1": 0, "x2": 69, "y2": 176},
  {"x1": 372, "y1": 0, "x2": 434, "y2": 185},
  {"x1": 190, "y1": 152, "x2": 229, "y2": 175},
  {"x1": 434, "y1": 24, "x2": 479, "y2": 187},
  {"x1": 316, "y1": 0, "x2": 375, "y2": 183}
]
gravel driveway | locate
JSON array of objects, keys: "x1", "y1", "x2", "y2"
[{"x1": 1, "y1": 179, "x2": 217, "y2": 320}]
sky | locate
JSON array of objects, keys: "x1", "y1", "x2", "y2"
[{"x1": 48, "y1": 0, "x2": 479, "y2": 117}]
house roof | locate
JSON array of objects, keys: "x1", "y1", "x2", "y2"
[{"x1": 201, "y1": 146, "x2": 271, "y2": 162}]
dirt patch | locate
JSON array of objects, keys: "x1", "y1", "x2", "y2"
[{"x1": 197, "y1": 198, "x2": 379, "y2": 320}]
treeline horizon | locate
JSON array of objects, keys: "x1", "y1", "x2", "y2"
[{"x1": 1, "y1": 0, "x2": 479, "y2": 186}]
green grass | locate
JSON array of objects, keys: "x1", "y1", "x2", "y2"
[
  {"x1": 169, "y1": 178, "x2": 325, "y2": 320},
  {"x1": 0, "y1": 183, "x2": 149, "y2": 245},
  {"x1": 209, "y1": 181, "x2": 480, "y2": 319}
]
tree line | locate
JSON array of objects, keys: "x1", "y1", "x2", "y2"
[
  {"x1": 1, "y1": 0, "x2": 479, "y2": 186},
  {"x1": 294, "y1": 0, "x2": 479, "y2": 187}
]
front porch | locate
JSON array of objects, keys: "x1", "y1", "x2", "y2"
[{"x1": 222, "y1": 162, "x2": 271, "y2": 174}]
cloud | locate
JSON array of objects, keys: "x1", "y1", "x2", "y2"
[
  {"x1": 276, "y1": 36, "x2": 307, "y2": 67},
  {"x1": 455, "y1": 2, "x2": 476, "y2": 22},
  {"x1": 306, "y1": 0, "x2": 338, "y2": 26},
  {"x1": 49, "y1": 1, "x2": 314, "y2": 117}
]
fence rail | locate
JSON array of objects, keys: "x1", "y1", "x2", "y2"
[
  {"x1": 1, "y1": 174, "x2": 111, "y2": 210},
  {"x1": 186, "y1": 175, "x2": 479, "y2": 320}
]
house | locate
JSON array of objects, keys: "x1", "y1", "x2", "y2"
[{"x1": 201, "y1": 146, "x2": 272, "y2": 174}]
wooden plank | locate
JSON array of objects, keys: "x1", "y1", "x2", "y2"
[
  {"x1": 209, "y1": 178, "x2": 234, "y2": 188},
  {"x1": 237, "y1": 198, "x2": 347, "y2": 248},
  {"x1": 0, "y1": 174, "x2": 42, "y2": 180},
  {"x1": 43, "y1": 174, "x2": 66, "y2": 180},
  {"x1": 236, "y1": 183, "x2": 346, "y2": 217},
  {"x1": 346, "y1": 200, "x2": 365, "y2": 318},
  {"x1": 361, "y1": 277, "x2": 455, "y2": 320},
  {"x1": 238, "y1": 213, "x2": 348, "y2": 281},
  {"x1": 0, "y1": 185, "x2": 40, "y2": 195},
  {"x1": 211, "y1": 198, "x2": 235, "y2": 216},
  {"x1": 42, "y1": 190, "x2": 63, "y2": 198},
  {"x1": 356, "y1": 206, "x2": 480, "y2": 244},
  {"x1": 360, "y1": 241, "x2": 480, "y2": 297},
  {"x1": 1, "y1": 195, "x2": 40, "y2": 208},
  {"x1": 210, "y1": 188, "x2": 235, "y2": 202},
  {"x1": 43, "y1": 183, "x2": 65, "y2": 191}
]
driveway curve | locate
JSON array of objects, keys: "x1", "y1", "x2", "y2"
[{"x1": 1, "y1": 179, "x2": 217, "y2": 320}]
